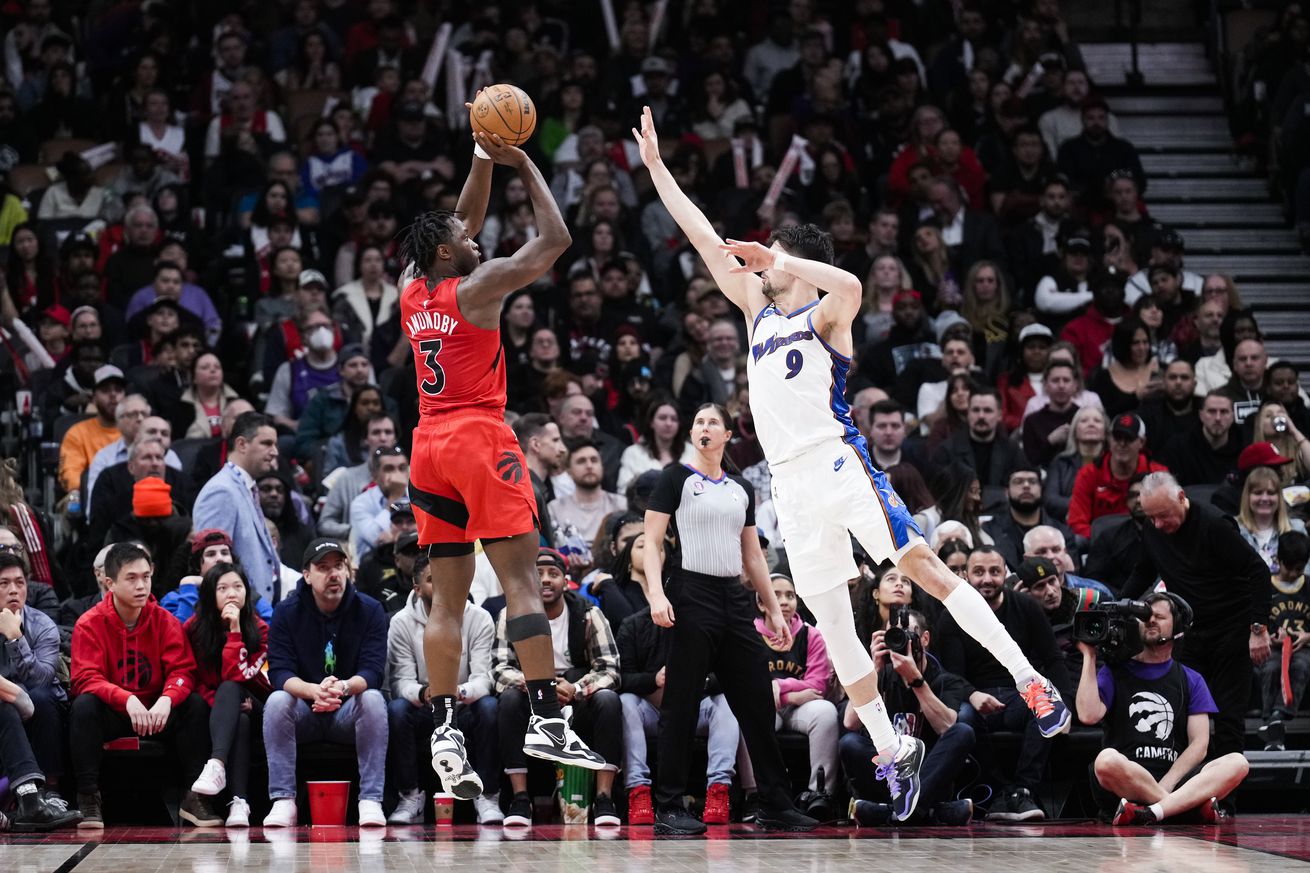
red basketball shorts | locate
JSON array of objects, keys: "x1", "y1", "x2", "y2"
[{"x1": 408, "y1": 411, "x2": 539, "y2": 544}]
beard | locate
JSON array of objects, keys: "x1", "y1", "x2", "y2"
[
  {"x1": 1009, "y1": 495, "x2": 1042, "y2": 514},
  {"x1": 760, "y1": 274, "x2": 782, "y2": 300}
]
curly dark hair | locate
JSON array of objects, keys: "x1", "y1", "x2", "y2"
[
  {"x1": 767, "y1": 223, "x2": 835, "y2": 266},
  {"x1": 399, "y1": 210, "x2": 462, "y2": 276}
]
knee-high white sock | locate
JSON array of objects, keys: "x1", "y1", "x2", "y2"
[
  {"x1": 942, "y1": 584, "x2": 1037, "y2": 686},
  {"x1": 854, "y1": 697, "x2": 900, "y2": 759}
]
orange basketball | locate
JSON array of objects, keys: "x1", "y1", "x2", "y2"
[{"x1": 469, "y1": 84, "x2": 537, "y2": 147}]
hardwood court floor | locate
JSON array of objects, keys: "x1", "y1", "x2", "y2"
[{"x1": 6, "y1": 818, "x2": 1310, "y2": 872}]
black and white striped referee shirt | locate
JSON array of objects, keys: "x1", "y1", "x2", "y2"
[{"x1": 648, "y1": 464, "x2": 755, "y2": 578}]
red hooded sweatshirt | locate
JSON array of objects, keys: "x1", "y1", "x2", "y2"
[
  {"x1": 71, "y1": 593, "x2": 196, "y2": 712},
  {"x1": 183, "y1": 615, "x2": 273, "y2": 706}
]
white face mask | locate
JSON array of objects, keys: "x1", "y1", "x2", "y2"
[{"x1": 307, "y1": 325, "x2": 333, "y2": 351}]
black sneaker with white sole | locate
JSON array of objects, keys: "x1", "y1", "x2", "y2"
[
  {"x1": 503, "y1": 792, "x2": 533, "y2": 827},
  {"x1": 592, "y1": 794, "x2": 621, "y2": 826},
  {"x1": 522, "y1": 715, "x2": 607, "y2": 769},
  {"x1": 430, "y1": 724, "x2": 484, "y2": 799}
]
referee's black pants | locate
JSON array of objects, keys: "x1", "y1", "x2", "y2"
[
  {"x1": 654, "y1": 570, "x2": 794, "y2": 813},
  {"x1": 1177, "y1": 626, "x2": 1250, "y2": 759}
]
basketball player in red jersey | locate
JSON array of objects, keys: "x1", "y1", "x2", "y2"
[{"x1": 400, "y1": 131, "x2": 605, "y2": 799}]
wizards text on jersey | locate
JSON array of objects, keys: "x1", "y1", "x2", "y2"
[{"x1": 751, "y1": 328, "x2": 815, "y2": 363}]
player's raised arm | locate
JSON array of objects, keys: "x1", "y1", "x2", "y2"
[
  {"x1": 632, "y1": 106, "x2": 765, "y2": 318},
  {"x1": 454, "y1": 138, "x2": 494, "y2": 240},
  {"x1": 720, "y1": 237, "x2": 863, "y2": 332},
  {"x1": 457, "y1": 133, "x2": 572, "y2": 312}
]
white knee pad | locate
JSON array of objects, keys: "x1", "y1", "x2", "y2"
[{"x1": 802, "y1": 586, "x2": 874, "y2": 687}]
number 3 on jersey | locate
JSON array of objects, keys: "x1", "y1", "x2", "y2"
[{"x1": 419, "y1": 338, "x2": 446, "y2": 395}]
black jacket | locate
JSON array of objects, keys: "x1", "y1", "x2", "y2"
[
  {"x1": 616, "y1": 607, "x2": 719, "y2": 697},
  {"x1": 1159, "y1": 426, "x2": 1246, "y2": 487},
  {"x1": 983, "y1": 510, "x2": 1080, "y2": 572}
]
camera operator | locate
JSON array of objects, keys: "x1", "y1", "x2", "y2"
[
  {"x1": 1076, "y1": 593, "x2": 1249, "y2": 824},
  {"x1": 842, "y1": 607, "x2": 976, "y2": 826},
  {"x1": 1123, "y1": 472, "x2": 1272, "y2": 759}
]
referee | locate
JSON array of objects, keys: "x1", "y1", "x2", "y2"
[{"x1": 642, "y1": 402, "x2": 817, "y2": 834}]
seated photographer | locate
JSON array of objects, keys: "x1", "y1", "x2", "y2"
[
  {"x1": 936, "y1": 546, "x2": 1072, "y2": 822},
  {"x1": 1075, "y1": 592, "x2": 1249, "y2": 824},
  {"x1": 842, "y1": 607, "x2": 975, "y2": 826}
]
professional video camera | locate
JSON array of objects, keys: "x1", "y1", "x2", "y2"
[
  {"x1": 1072, "y1": 599, "x2": 1152, "y2": 662},
  {"x1": 883, "y1": 607, "x2": 923, "y2": 660}
]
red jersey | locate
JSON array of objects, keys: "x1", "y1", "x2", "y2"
[{"x1": 400, "y1": 276, "x2": 507, "y2": 418}]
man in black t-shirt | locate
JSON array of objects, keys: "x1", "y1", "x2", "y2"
[
  {"x1": 841, "y1": 608, "x2": 975, "y2": 826},
  {"x1": 1075, "y1": 593, "x2": 1248, "y2": 824}
]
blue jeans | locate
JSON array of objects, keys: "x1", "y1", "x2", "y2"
[
  {"x1": 263, "y1": 689, "x2": 388, "y2": 802},
  {"x1": 839, "y1": 722, "x2": 976, "y2": 808},
  {"x1": 388, "y1": 695, "x2": 500, "y2": 793},
  {"x1": 621, "y1": 692, "x2": 738, "y2": 790}
]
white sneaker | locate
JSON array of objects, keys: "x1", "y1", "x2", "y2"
[
  {"x1": 358, "y1": 799, "x2": 386, "y2": 827},
  {"x1": 473, "y1": 793, "x2": 504, "y2": 825},
  {"x1": 430, "y1": 724, "x2": 484, "y2": 799},
  {"x1": 262, "y1": 799, "x2": 298, "y2": 828},
  {"x1": 225, "y1": 797, "x2": 250, "y2": 828},
  {"x1": 191, "y1": 759, "x2": 227, "y2": 796},
  {"x1": 523, "y1": 715, "x2": 606, "y2": 770},
  {"x1": 388, "y1": 789, "x2": 425, "y2": 824}
]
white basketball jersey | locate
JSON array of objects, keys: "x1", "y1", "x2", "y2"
[{"x1": 746, "y1": 300, "x2": 859, "y2": 464}]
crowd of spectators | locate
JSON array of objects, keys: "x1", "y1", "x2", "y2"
[{"x1": 0, "y1": 0, "x2": 1307, "y2": 833}]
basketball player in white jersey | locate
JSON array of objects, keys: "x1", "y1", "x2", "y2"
[{"x1": 633, "y1": 107, "x2": 1070, "y2": 821}]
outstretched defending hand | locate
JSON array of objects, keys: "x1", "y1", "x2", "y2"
[
  {"x1": 631, "y1": 105, "x2": 662, "y2": 168},
  {"x1": 473, "y1": 131, "x2": 527, "y2": 168},
  {"x1": 719, "y1": 239, "x2": 777, "y2": 274}
]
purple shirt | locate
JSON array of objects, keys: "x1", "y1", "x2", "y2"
[
  {"x1": 125, "y1": 283, "x2": 223, "y2": 345},
  {"x1": 1096, "y1": 658, "x2": 1218, "y2": 714}
]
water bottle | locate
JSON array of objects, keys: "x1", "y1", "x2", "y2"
[{"x1": 67, "y1": 489, "x2": 81, "y2": 518}]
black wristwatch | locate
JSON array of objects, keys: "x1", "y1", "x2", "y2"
[{"x1": 907, "y1": 677, "x2": 925, "y2": 689}]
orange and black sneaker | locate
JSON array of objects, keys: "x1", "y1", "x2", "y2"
[{"x1": 1021, "y1": 676, "x2": 1071, "y2": 738}]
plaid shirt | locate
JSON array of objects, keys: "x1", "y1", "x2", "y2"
[{"x1": 491, "y1": 599, "x2": 620, "y2": 696}]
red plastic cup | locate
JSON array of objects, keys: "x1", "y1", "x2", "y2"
[
  {"x1": 307, "y1": 781, "x2": 351, "y2": 827},
  {"x1": 434, "y1": 793, "x2": 455, "y2": 825}
]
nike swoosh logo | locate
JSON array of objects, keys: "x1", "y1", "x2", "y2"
[{"x1": 833, "y1": 457, "x2": 846, "y2": 471}]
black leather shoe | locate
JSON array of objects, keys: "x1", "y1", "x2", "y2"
[{"x1": 11, "y1": 782, "x2": 82, "y2": 832}]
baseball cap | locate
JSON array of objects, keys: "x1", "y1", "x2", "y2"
[
  {"x1": 394, "y1": 100, "x2": 425, "y2": 122},
  {"x1": 39, "y1": 304, "x2": 71, "y2": 327},
  {"x1": 302, "y1": 538, "x2": 349, "y2": 568},
  {"x1": 298, "y1": 269, "x2": 328, "y2": 289},
  {"x1": 142, "y1": 297, "x2": 182, "y2": 317},
  {"x1": 389, "y1": 498, "x2": 413, "y2": 518},
  {"x1": 892, "y1": 288, "x2": 922, "y2": 307},
  {"x1": 641, "y1": 56, "x2": 672, "y2": 76},
  {"x1": 190, "y1": 528, "x2": 234, "y2": 555},
  {"x1": 339, "y1": 343, "x2": 369, "y2": 368},
  {"x1": 1111, "y1": 412, "x2": 1145, "y2": 441},
  {"x1": 536, "y1": 547, "x2": 568, "y2": 574},
  {"x1": 395, "y1": 530, "x2": 420, "y2": 555},
  {"x1": 1063, "y1": 233, "x2": 1092, "y2": 253},
  {"x1": 1018, "y1": 323, "x2": 1053, "y2": 344},
  {"x1": 1239, "y1": 441, "x2": 1294, "y2": 472},
  {"x1": 93, "y1": 364, "x2": 126, "y2": 389},
  {"x1": 61, "y1": 232, "x2": 97, "y2": 256},
  {"x1": 1015, "y1": 556, "x2": 1061, "y2": 590}
]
